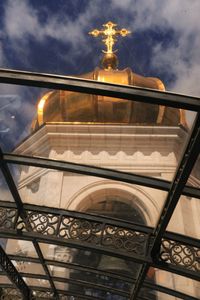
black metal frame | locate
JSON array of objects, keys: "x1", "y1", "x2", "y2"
[{"x1": 0, "y1": 69, "x2": 199, "y2": 299}]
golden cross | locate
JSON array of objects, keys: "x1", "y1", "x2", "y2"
[{"x1": 89, "y1": 21, "x2": 131, "y2": 54}]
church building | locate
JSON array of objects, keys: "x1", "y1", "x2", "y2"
[{"x1": 1, "y1": 22, "x2": 199, "y2": 300}]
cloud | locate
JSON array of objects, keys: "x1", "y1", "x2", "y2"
[
  {"x1": 1, "y1": 0, "x2": 200, "y2": 98},
  {"x1": 3, "y1": 0, "x2": 99, "y2": 61},
  {"x1": 111, "y1": 0, "x2": 200, "y2": 97},
  {"x1": 4, "y1": 0, "x2": 39, "y2": 40}
]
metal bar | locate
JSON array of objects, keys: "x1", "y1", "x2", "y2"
[
  {"x1": 2, "y1": 230, "x2": 199, "y2": 281},
  {"x1": 130, "y1": 264, "x2": 149, "y2": 300},
  {"x1": 183, "y1": 185, "x2": 200, "y2": 198},
  {"x1": 0, "y1": 201, "x2": 199, "y2": 280},
  {"x1": 0, "y1": 68, "x2": 200, "y2": 111},
  {"x1": 5, "y1": 236, "x2": 200, "y2": 281},
  {"x1": 0, "y1": 245, "x2": 30, "y2": 299},
  {"x1": 51, "y1": 276, "x2": 129, "y2": 297},
  {"x1": 3, "y1": 153, "x2": 200, "y2": 199},
  {"x1": 1, "y1": 150, "x2": 59, "y2": 299},
  {"x1": 7, "y1": 257, "x2": 199, "y2": 300},
  {"x1": 3, "y1": 153, "x2": 170, "y2": 192},
  {"x1": 143, "y1": 281, "x2": 199, "y2": 300},
  {"x1": 130, "y1": 113, "x2": 200, "y2": 300},
  {"x1": 164, "y1": 231, "x2": 200, "y2": 248},
  {"x1": 152, "y1": 113, "x2": 200, "y2": 251},
  {"x1": 0, "y1": 284, "x2": 101, "y2": 300},
  {"x1": 22, "y1": 202, "x2": 152, "y2": 233},
  {"x1": 0, "y1": 151, "x2": 25, "y2": 218},
  {"x1": 32, "y1": 241, "x2": 59, "y2": 299},
  {"x1": 9, "y1": 254, "x2": 134, "y2": 283},
  {"x1": 0, "y1": 231, "x2": 150, "y2": 265},
  {"x1": 19, "y1": 271, "x2": 129, "y2": 297},
  {"x1": 56, "y1": 290, "x2": 103, "y2": 300},
  {"x1": 1, "y1": 200, "x2": 200, "y2": 249},
  {"x1": 3, "y1": 148, "x2": 66, "y2": 298},
  {"x1": 0, "y1": 149, "x2": 59, "y2": 298}
]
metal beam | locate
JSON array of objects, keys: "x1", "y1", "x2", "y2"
[
  {"x1": 13, "y1": 272, "x2": 200, "y2": 300},
  {"x1": 0, "y1": 68, "x2": 200, "y2": 111},
  {"x1": 152, "y1": 113, "x2": 200, "y2": 250},
  {"x1": 0, "y1": 150, "x2": 25, "y2": 219},
  {"x1": 18, "y1": 268, "x2": 130, "y2": 298},
  {"x1": 3, "y1": 153, "x2": 170, "y2": 191},
  {"x1": 130, "y1": 264, "x2": 149, "y2": 300},
  {"x1": 0, "y1": 202, "x2": 199, "y2": 281},
  {"x1": 8, "y1": 254, "x2": 134, "y2": 284},
  {"x1": 3, "y1": 153, "x2": 200, "y2": 199},
  {"x1": 0, "y1": 245, "x2": 30, "y2": 299},
  {"x1": 32, "y1": 242, "x2": 59, "y2": 299},
  {"x1": 0, "y1": 69, "x2": 199, "y2": 299},
  {"x1": 0, "y1": 149, "x2": 59, "y2": 298},
  {"x1": 130, "y1": 113, "x2": 200, "y2": 300},
  {"x1": 143, "y1": 281, "x2": 199, "y2": 300},
  {"x1": 0, "y1": 284, "x2": 100, "y2": 300},
  {"x1": 7, "y1": 256, "x2": 199, "y2": 300}
]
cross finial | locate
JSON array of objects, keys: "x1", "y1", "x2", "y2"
[{"x1": 89, "y1": 21, "x2": 131, "y2": 54}]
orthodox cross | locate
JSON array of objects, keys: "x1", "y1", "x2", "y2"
[{"x1": 89, "y1": 21, "x2": 131, "y2": 54}]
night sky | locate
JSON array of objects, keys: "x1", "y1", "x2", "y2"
[{"x1": 0, "y1": 0, "x2": 199, "y2": 150}]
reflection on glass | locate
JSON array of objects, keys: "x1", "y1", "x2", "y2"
[
  {"x1": 5, "y1": 239, "x2": 38, "y2": 258},
  {"x1": 0, "y1": 169, "x2": 14, "y2": 202},
  {"x1": 41, "y1": 242, "x2": 136, "y2": 297},
  {"x1": 40, "y1": 243, "x2": 138, "y2": 279},
  {"x1": 150, "y1": 268, "x2": 200, "y2": 298},
  {"x1": 23, "y1": 277, "x2": 50, "y2": 288},
  {"x1": 167, "y1": 195, "x2": 200, "y2": 239},
  {"x1": 48, "y1": 264, "x2": 132, "y2": 291},
  {"x1": 12, "y1": 260, "x2": 45, "y2": 275}
]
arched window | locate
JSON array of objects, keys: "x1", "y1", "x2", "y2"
[
  {"x1": 67, "y1": 189, "x2": 156, "y2": 299},
  {"x1": 76, "y1": 188, "x2": 146, "y2": 225}
]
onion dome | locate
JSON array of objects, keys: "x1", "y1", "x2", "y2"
[{"x1": 31, "y1": 22, "x2": 187, "y2": 131}]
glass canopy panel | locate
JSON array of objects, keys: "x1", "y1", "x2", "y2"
[
  {"x1": 54, "y1": 280, "x2": 129, "y2": 299},
  {"x1": 11, "y1": 260, "x2": 45, "y2": 275},
  {"x1": 5, "y1": 238, "x2": 38, "y2": 258},
  {"x1": 0, "y1": 169, "x2": 14, "y2": 202},
  {"x1": 23, "y1": 277, "x2": 51, "y2": 288},
  {"x1": 40, "y1": 243, "x2": 141, "y2": 281},
  {"x1": 48, "y1": 265, "x2": 133, "y2": 291},
  {"x1": 167, "y1": 195, "x2": 200, "y2": 239},
  {"x1": 8, "y1": 163, "x2": 167, "y2": 227},
  {"x1": 146, "y1": 269, "x2": 200, "y2": 298}
]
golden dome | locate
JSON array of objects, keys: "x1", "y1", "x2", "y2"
[
  {"x1": 31, "y1": 22, "x2": 187, "y2": 131},
  {"x1": 32, "y1": 66, "x2": 187, "y2": 131}
]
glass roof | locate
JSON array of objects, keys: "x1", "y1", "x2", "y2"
[{"x1": 0, "y1": 69, "x2": 199, "y2": 300}]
